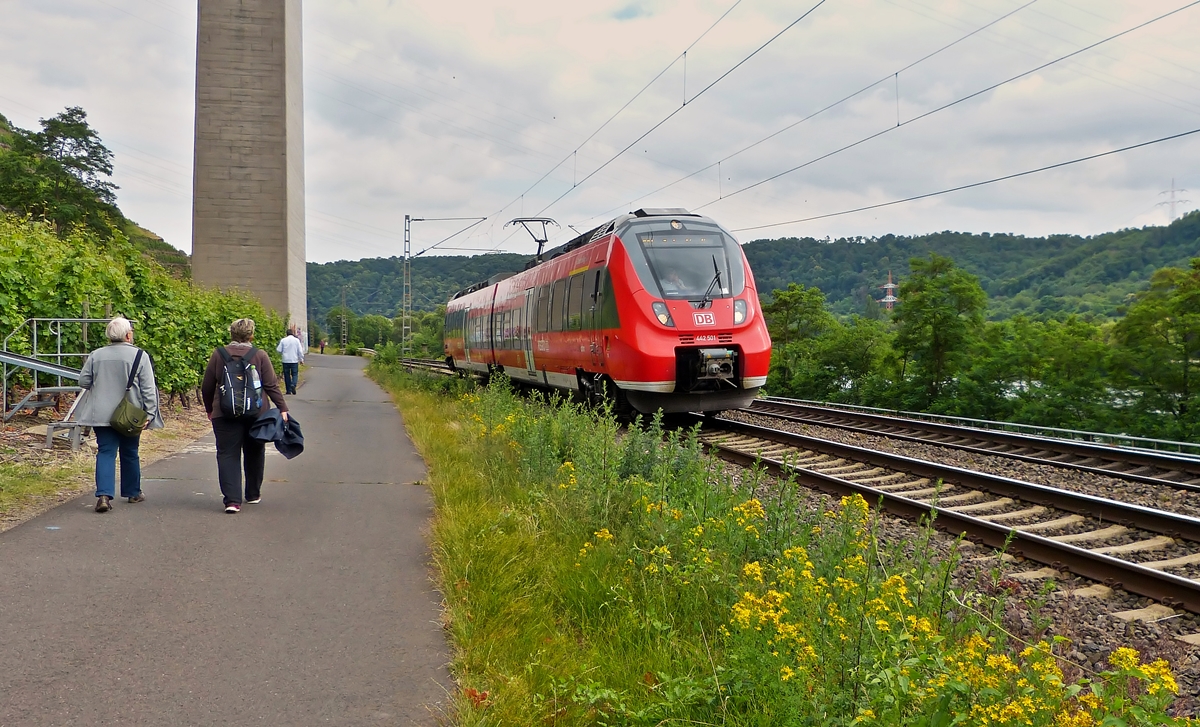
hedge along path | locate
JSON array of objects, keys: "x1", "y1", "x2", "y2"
[{"x1": 0, "y1": 214, "x2": 288, "y2": 402}]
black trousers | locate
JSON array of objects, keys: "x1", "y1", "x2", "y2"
[{"x1": 212, "y1": 416, "x2": 265, "y2": 505}]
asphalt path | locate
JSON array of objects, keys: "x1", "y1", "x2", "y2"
[{"x1": 0, "y1": 354, "x2": 451, "y2": 725}]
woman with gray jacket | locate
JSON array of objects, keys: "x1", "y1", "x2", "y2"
[{"x1": 75, "y1": 317, "x2": 164, "y2": 512}]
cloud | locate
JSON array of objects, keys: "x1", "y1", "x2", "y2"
[{"x1": 2, "y1": 0, "x2": 1198, "y2": 264}]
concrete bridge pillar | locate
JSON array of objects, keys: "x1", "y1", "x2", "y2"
[{"x1": 191, "y1": 0, "x2": 306, "y2": 331}]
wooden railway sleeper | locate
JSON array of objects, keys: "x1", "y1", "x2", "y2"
[
  {"x1": 979, "y1": 505, "x2": 1048, "y2": 521},
  {"x1": 1091, "y1": 536, "x2": 1174, "y2": 556},
  {"x1": 1019, "y1": 514, "x2": 1086, "y2": 532},
  {"x1": 874, "y1": 478, "x2": 931, "y2": 491},
  {"x1": 917, "y1": 490, "x2": 987, "y2": 505},
  {"x1": 947, "y1": 498, "x2": 1014, "y2": 514},
  {"x1": 1049, "y1": 525, "x2": 1129, "y2": 544}
]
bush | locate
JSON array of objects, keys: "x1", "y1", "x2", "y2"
[{"x1": 0, "y1": 214, "x2": 286, "y2": 397}]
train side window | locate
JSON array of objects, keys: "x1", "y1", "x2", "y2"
[
  {"x1": 535, "y1": 285, "x2": 549, "y2": 332},
  {"x1": 567, "y1": 274, "x2": 585, "y2": 331},
  {"x1": 550, "y1": 278, "x2": 568, "y2": 332},
  {"x1": 582, "y1": 269, "x2": 599, "y2": 330}
]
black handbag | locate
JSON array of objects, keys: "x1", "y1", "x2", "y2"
[{"x1": 109, "y1": 349, "x2": 149, "y2": 437}]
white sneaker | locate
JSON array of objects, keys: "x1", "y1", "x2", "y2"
[
  {"x1": 224, "y1": 503, "x2": 241, "y2": 514},
  {"x1": 246, "y1": 497, "x2": 261, "y2": 504}
]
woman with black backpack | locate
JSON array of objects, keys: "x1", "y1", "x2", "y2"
[{"x1": 201, "y1": 318, "x2": 289, "y2": 513}]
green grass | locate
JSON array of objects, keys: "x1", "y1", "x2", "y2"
[
  {"x1": 369, "y1": 363, "x2": 1192, "y2": 726},
  {"x1": 0, "y1": 459, "x2": 90, "y2": 517}
]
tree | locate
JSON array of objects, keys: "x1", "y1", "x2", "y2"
[
  {"x1": 762, "y1": 283, "x2": 835, "y2": 348},
  {"x1": 35, "y1": 107, "x2": 117, "y2": 204},
  {"x1": 0, "y1": 107, "x2": 121, "y2": 235},
  {"x1": 307, "y1": 319, "x2": 325, "y2": 346},
  {"x1": 762, "y1": 284, "x2": 838, "y2": 397},
  {"x1": 353, "y1": 314, "x2": 392, "y2": 348},
  {"x1": 325, "y1": 306, "x2": 357, "y2": 344},
  {"x1": 892, "y1": 254, "x2": 986, "y2": 406},
  {"x1": 1112, "y1": 259, "x2": 1200, "y2": 439}
]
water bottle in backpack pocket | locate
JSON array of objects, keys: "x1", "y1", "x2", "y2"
[{"x1": 218, "y1": 346, "x2": 264, "y2": 419}]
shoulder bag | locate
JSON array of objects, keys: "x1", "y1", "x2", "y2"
[{"x1": 110, "y1": 349, "x2": 149, "y2": 437}]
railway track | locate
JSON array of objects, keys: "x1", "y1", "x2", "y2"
[
  {"x1": 398, "y1": 357, "x2": 456, "y2": 376},
  {"x1": 692, "y1": 414, "x2": 1200, "y2": 622},
  {"x1": 746, "y1": 397, "x2": 1200, "y2": 491}
]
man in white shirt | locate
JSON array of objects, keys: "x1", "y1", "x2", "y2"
[{"x1": 276, "y1": 326, "x2": 305, "y2": 395}]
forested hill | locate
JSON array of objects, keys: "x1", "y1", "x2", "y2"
[
  {"x1": 744, "y1": 211, "x2": 1200, "y2": 320},
  {"x1": 307, "y1": 253, "x2": 530, "y2": 319},
  {"x1": 0, "y1": 109, "x2": 189, "y2": 273},
  {"x1": 308, "y1": 212, "x2": 1200, "y2": 322}
]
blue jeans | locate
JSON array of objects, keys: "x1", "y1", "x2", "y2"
[
  {"x1": 94, "y1": 426, "x2": 142, "y2": 499},
  {"x1": 282, "y1": 362, "x2": 299, "y2": 394}
]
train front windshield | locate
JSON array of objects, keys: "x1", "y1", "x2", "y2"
[{"x1": 620, "y1": 219, "x2": 747, "y2": 300}]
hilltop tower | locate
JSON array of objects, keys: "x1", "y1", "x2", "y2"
[
  {"x1": 880, "y1": 271, "x2": 899, "y2": 310},
  {"x1": 191, "y1": 0, "x2": 306, "y2": 330}
]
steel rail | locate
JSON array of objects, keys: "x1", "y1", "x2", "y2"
[
  {"x1": 747, "y1": 399, "x2": 1200, "y2": 491},
  {"x1": 693, "y1": 416, "x2": 1200, "y2": 543},
  {"x1": 693, "y1": 415, "x2": 1200, "y2": 612},
  {"x1": 398, "y1": 358, "x2": 456, "y2": 376}
]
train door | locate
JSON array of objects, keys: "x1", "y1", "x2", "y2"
[
  {"x1": 587, "y1": 268, "x2": 604, "y2": 369},
  {"x1": 463, "y1": 306, "x2": 472, "y2": 365},
  {"x1": 522, "y1": 288, "x2": 537, "y2": 375}
]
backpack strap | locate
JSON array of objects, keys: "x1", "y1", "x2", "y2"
[
  {"x1": 125, "y1": 349, "x2": 144, "y2": 392},
  {"x1": 218, "y1": 346, "x2": 233, "y2": 363}
]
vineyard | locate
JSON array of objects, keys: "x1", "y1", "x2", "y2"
[{"x1": 0, "y1": 213, "x2": 285, "y2": 402}]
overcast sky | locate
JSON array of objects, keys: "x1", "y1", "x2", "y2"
[{"x1": 2, "y1": 0, "x2": 1198, "y2": 262}]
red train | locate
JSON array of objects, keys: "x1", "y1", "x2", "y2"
[{"x1": 443, "y1": 208, "x2": 771, "y2": 414}]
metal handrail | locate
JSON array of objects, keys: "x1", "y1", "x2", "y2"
[
  {"x1": 2, "y1": 317, "x2": 110, "y2": 420},
  {"x1": 763, "y1": 395, "x2": 1200, "y2": 459}
]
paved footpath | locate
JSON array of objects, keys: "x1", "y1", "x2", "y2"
[{"x1": 0, "y1": 354, "x2": 451, "y2": 726}]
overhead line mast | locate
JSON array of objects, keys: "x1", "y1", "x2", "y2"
[
  {"x1": 403, "y1": 216, "x2": 487, "y2": 357},
  {"x1": 1158, "y1": 179, "x2": 1191, "y2": 222}
]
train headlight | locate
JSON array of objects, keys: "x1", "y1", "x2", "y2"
[
  {"x1": 651, "y1": 302, "x2": 675, "y2": 327},
  {"x1": 733, "y1": 299, "x2": 747, "y2": 324}
]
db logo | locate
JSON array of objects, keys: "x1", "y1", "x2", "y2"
[{"x1": 693, "y1": 312, "x2": 716, "y2": 326}]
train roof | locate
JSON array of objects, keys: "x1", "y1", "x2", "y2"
[{"x1": 450, "y1": 208, "x2": 702, "y2": 301}]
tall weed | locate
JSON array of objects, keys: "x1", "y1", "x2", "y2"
[{"x1": 369, "y1": 363, "x2": 1192, "y2": 726}]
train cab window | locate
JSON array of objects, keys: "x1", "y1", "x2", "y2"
[
  {"x1": 550, "y1": 278, "x2": 568, "y2": 332},
  {"x1": 617, "y1": 218, "x2": 747, "y2": 300},
  {"x1": 566, "y1": 273, "x2": 585, "y2": 331},
  {"x1": 535, "y1": 285, "x2": 550, "y2": 332}
]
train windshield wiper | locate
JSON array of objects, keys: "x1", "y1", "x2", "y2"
[{"x1": 700, "y1": 255, "x2": 722, "y2": 309}]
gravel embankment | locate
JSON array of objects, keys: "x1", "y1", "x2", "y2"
[
  {"x1": 715, "y1": 423, "x2": 1200, "y2": 717},
  {"x1": 725, "y1": 411, "x2": 1200, "y2": 518}
]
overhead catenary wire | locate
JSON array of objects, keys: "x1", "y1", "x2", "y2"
[
  {"x1": 567, "y1": 0, "x2": 1043, "y2": 229},
  {"x1": 695, "y1": 0, "x2": 1200, "y2": 211},
  {"x1": 414, "y1": 218, "x2": 489, "y2": 257},
  {"x1": 467, "y1": 0, "x2": 746, "y2": 255},
  {"x1": 730, "y1": 126, "x2": 1200, "y2": 233},
  {"x1": 488, "y1": 0, "x2": 747, "y2": 220},
  {"x1": 535, "y1": 0, "x2": 831, "y2": 218}
]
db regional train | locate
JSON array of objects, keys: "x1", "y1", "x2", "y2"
[{"x1": 443, "y1": 208, "x2": 771, "y2": 414}]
